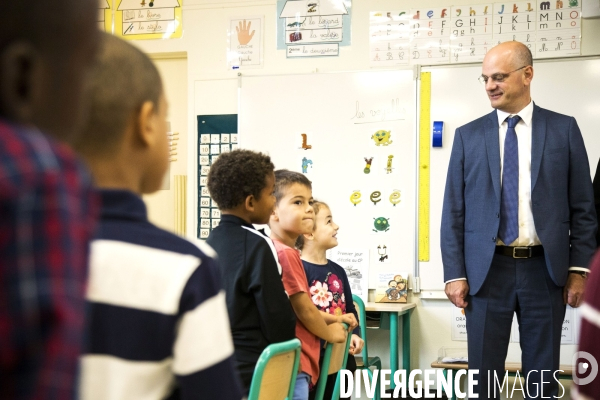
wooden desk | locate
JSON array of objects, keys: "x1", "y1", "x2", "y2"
[{"x1": 365, "y1": 302, "x2": 416, "y2": 390}]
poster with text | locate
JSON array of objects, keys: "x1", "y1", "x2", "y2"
[
  {"x1": 228, "y1": 17, "x2": 264, "y2": 70},
  {"x1": 327, "y1": 247, "x2": 369, "y2": 304},
  {"x1": 277, "y1": 0, "x2": 352, "y2": 58},
  {"x1": 451, "y1": 306, "x2": 468, "y2": 341},
  {"x1": 115, "y1": 0, "x2": 183, "y2": 40}
]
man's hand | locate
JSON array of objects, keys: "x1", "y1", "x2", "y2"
[
  {"x1": 445, "y1": 280, "x2": 469, "y2": 308},
  {"x1": 325, "y1": 322, "x2": 347, "y2": 343},
  {"x1": 349, "y1": 334, "x2": 364, "y2": 355},
  {"x1": 339, "y1": 313, "x2": 358, "y2": 330},
  {"x1": 563, "y1": 273, "x2": 586, "y2": 307}
]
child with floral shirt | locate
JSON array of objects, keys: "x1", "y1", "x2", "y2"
[{"x1": 297, "y1": 200, "x2": 364, "y2": 400}]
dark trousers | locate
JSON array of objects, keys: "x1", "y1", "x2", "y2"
[
  {"x1": 236, "y1": 360, "x2": 257, "y2": 395},
  {"x1": 309, "y1": 354, "x2": 357, "y2": 400},
  {"x1": 465, "y1": 253, "x2": 565, "y2": 399}
]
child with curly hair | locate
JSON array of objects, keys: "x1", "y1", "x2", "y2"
[
  {"x1": 206, "y1": 150, "x2": 297, "y2": 394},
  {"x1": 296, "y1": 200, "x2": 364, "y2": 400}
]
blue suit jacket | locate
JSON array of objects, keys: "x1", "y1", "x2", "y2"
[{"x1": 441, "y1": 104, "x2": 597, "y2": 295}]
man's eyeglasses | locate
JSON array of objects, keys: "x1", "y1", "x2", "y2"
[{"x1": 478, "y1": 65, "x2": 528, "y2": 84}]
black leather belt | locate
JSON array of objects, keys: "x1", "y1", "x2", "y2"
[{"x1": 495, "y1": 245, "x2": 544, "y2": 258}]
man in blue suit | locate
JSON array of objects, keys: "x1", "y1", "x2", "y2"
[{"x1": 441, "y1": 41, "x2": 596, "y2": 398}]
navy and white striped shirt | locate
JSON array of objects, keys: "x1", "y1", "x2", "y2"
[{"x1": 80, "y1": 189, "x2": 242, "y2": 400}]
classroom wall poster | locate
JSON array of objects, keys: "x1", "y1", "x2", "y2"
[
  {"x1": 370, "y1": 1, "x2": 583, "y2": 66},
  {"x1": 327, "y1": 247, "x2": 369, "y2": 304},
  {"x1": 492, "y1": 1, "x2": 536, "y2": 52},
  {"x1": 451, "y1": 307, "x2": 468, "y2": 341},
  {"x1": 115, "y1": 0, "x2": 183, "y2": 40},
  {"x1": 228, "y1": 17, "x2": 264, "y2": 70},
  {"x1": 409, "y1": 8, "x2": 451, "y2": 65},
  {"x1": 99, "y1": 0, "x2": 112, "y2": 32},
  {"x1": 197, "y1": 115, "x2": 238, "y2": 239},
  {"x1": 536, "y1": 0, "x2": 581, "y2": 58},
  {"x1": 369, "y1": 11, "x2": 411, "y2": 67},
  {"x1": 277, "y1": 0, "x2": 352, "y2": 58},
  {"x1": 450, "y1": 3, "x2": 493, "y2": 63}
]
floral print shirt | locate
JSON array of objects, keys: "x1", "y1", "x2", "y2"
[{"x1": 302, "y1": 259, "x2": 360, "y2": 336}]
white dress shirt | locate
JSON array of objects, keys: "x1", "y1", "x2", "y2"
[{"x1": 496, "y1": 100, "x2": 541, "y2": 247}]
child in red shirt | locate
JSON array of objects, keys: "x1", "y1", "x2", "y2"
[{"x1": 269, "y1": 170, "x2": 356, "y2": 400}]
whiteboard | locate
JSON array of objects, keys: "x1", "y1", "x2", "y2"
[
  {"x1": 239, "y1": 70, "x2": 416, "y2": 288},
  {"x1": 422, "y1": 57, "x2": 600, "y2": 290}
]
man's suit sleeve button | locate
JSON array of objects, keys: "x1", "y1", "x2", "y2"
[
  {"x1": 492, "y1": 236, "x2": 496, "y2": 241},
  {"x1": 496, "y1": 213, "x2": 500, "y2": 218}
]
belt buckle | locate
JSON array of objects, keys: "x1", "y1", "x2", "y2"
[{"x1": 513, "y1": 246, "x2": 531, "y2": 259}]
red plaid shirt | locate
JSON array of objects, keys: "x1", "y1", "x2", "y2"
[{"x1": 0, "y1": 120, "x2": 98, "y2": 400}]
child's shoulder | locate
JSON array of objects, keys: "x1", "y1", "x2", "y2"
[
  {"x1": 102, "y1": 213, "x2": 215, "y2": 264},
  {"x1": 273, "y1": 239, "x2": 299, "y2": 256}
]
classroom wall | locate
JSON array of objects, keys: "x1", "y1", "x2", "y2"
[
  {"x1": 142, "y1": 56, "x2": 188, "y2": 233},
  {"x1": 129, "y1": 1, "x2": 600, "y2": 397}
]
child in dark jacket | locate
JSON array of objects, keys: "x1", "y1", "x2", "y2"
[{"x1": 206, "y1": 150, "x2": 297, "y2": 393}]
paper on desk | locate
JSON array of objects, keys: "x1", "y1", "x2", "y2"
[{"x1": 441, "y1": 356, "x2": 468, "y2": 363}]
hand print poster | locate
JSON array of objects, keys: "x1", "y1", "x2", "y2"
[{"x1": 228, "y1": 17, "x2": 264, "y2": 69}]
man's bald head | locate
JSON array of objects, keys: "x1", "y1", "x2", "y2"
[
  {"x1": 482, "y1": 41, "x2": 534, "y2": 113},
  {"x1": 484, "y1": 41, "x2": 533, "y2": 70},
  {"x1": 0, "y1": 0, "x2": 99, "y2": 142}
]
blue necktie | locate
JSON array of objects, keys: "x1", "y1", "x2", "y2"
[{"x1": 498, "y1": 115, "x2": 521, "y2": 245}]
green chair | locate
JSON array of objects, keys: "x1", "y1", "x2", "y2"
[
  {"x1": 313, "y1": 323, "x2": 352, "y2": 400},
  {"x1": 352, "y1": 294, "x2": 381, "y2": 400},
  {"x1": 248, "y1": 338, "x2": 302, "y2": 400}
]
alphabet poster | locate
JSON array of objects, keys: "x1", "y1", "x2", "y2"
[
  {"x1": 115, "y1": 0, "x2": 183, "y2": 40},
  {"x1": 369, "y1": 11, "x2": 411, "y2": 67},
  {"x1": 369, "y1": 1, "x2": 582, "y2": 66},
  {"x1": 492, "y1": 1, "x2": 536, "y2": 51},
  {"x1": 409, "y1": 8, "x2": 451, "y2": 65},
  {"x1": 535, "y1": 0, "x2": 581, "y2": 58},
  {"x1": 450, "y1": 3, "x2": 494, "y2": 63}
]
